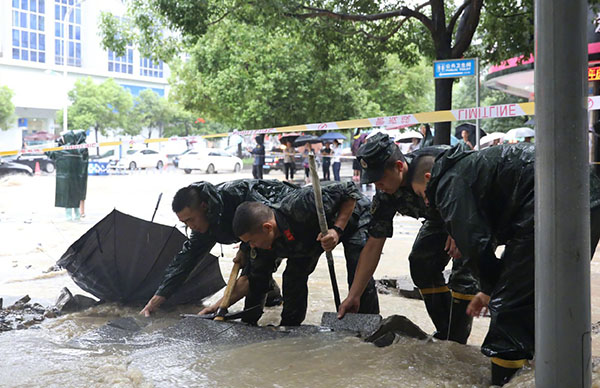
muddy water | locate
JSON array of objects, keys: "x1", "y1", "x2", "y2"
[{"x1": 2, "y1": 171, "x2": 600, "y2": 387}]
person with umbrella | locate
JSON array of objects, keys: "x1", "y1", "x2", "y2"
[
  {"x1": 140, "y1": 179, "x2": 299, "y2": 316},
  {"x1": 320, "y1": 142, "x2": 332, "y2": 181},
  {"x1": 225, "y1": 182, "x2": 380, "y2": 326},
  {"x1": 283, "y1": 140, "x2": 295, "y2": 182},
  {"x1": 338, "y1": 133, "x2": 479, "y2": 346},
  {"x1": 406, "y1": 143, "x2": 600, "y2": 385},
  {"x1": 332, "y1": 139, "x2": 342, "y2": 181}
]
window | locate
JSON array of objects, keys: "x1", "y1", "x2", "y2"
[
  {"x1": 54, "y1": 0, "x2": 81, "y2": 66},
  {"x1": 108, "y1": 46, "x2": 133, "y2": 74},
  {"x1": 140, "y1": 57, "x2": 163, "y2": 78},
  {"x1": 12, "y1": 0, "x2": 46, "y2": 63}
]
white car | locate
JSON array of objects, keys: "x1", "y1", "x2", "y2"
[
  {"x1": 177, "y1": 149, "x2": 243, "y2": 174},
  {"x1": 113, "y1": 149, "x2": 167, "y2": 170}
]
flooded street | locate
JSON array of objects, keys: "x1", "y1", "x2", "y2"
[{"x1": 2, "y1": 168, "x2": 600, "y2": 387}]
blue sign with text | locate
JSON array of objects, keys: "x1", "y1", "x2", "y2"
[{"x1": 434, "y1": 58, "x2": 476, "y2": 78}]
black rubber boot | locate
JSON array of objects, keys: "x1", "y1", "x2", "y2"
[
  {"x1": 421, "y1": 290, "x2": 452, "y2": 340},
  {"x1": 491, "y1": 362, "x2": 520, "y2": 386},
  {"x1": 448, "y1": 297, "x2": 473, "y2": 344},
  {"x1": 265, "y1": 277, "x2": 283, "y2": 307}
]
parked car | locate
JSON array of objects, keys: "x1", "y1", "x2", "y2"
[
  {"x1": 4, "y1": 153, "x2": 55, "y2": 173},
  {"x1": 0, "y1": 158, "x2": 33, "y2": 178},
  {"x1": 170, "y1": 148, "x2": 194, "y2": 168},
  {"x1": 112, "y1": 149, "x2": 167, "y2": 170},
  {"x1": 177, "y1": 149, "x2": 243, "y2": 174},
  {"x1": 90, "y1": 149, "x2": 117, "y2": 162}
]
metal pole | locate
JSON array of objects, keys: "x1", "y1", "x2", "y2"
[
  {"x1": 475, "y1": 58, "x2": 480, "y2": 150},
  {"x1": 535, "y1": 0, "x2": 590, "y2": 386}
]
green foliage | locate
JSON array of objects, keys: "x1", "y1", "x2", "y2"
[
  {"x1": 60, "y1": 78, "x2": 133, "y2": 137},
  {"x1": 169, "y1": 20, "x2": 389, "y2": 129},
  {"x1": 131, "y1": 89, "x2": 172, "y2": 138},
  {"x1": 0, "y1": 86, "x2": 15, "y2": 131}
]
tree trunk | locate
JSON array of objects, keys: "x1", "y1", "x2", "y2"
[
  {"x1": 433, "y1": 77, "x2": 453, "y2": 145},
  {"x1": 94, "y1": 125, "x2": 100, "y2": 156}
]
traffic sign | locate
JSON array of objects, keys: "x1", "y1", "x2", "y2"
[{"x1": 434, "y1": 58, "x2": 477, "y2": 78}]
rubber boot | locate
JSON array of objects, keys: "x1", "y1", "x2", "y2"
[
  {"x1": 265, "y1": 277, "x2": 283, "y2": 307},
  {"x1": 491, "y1": 362, "x2": 520, "y2": 386},
  {"x1": 73, "y1": 208, "x2": 81, "y2": 221},
  {"x1": 448, "y1": 297, "x2": 473, "y2": 344},
  {"x1": 420, "y1": 290, "x2": 452, "y2": 340},
  {"x1": 241, "y1": 291, "x2": 266, "y2": 326},
  {"x1": 65, "y1": 208, "x2": 73, "y2": 220}
]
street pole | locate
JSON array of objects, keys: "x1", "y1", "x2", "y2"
[
  {"x1": 62, "y1": 1, "x2": 82, "y2": 133},
  {"x1": 535, "y1": 0, "x2": 591, "y2": 386},
  {"x1": 475, "y1": 58, "x2": 480, "y2": 150}
]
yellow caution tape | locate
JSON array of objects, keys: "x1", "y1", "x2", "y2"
[{"x1": 2, "y1": 97, "x2": 593, "y2": 156}]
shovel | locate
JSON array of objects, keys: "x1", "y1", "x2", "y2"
[{"x1": 308, "y1": 153, "x2": 383, "y2": 335}]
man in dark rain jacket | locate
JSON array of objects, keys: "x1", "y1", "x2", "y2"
[
  {"x1": 225, "y1": 182, "x2": 380, "y2": 326},
  {"x1": 338, "y1": 133, "x2": 478, "y2": 345},
  {"x1": 408, "y1": 143, "x2": 600, "y2": 386},
  {"x1": 140, "y1": 179, "x2": 298, "y2": 316}
]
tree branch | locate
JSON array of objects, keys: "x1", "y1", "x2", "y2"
[
  {"x1": 285, "y1": 2, "x2": 433, "y2": 34},
  {"x1": 448, "y1": 0, "x2": 471, "y2": 34},
  {"x1": 451, "y1": 0, "x2": 483, "y2": 57}
]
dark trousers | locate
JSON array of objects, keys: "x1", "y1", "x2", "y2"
[
  {"x1": 482, "y1": 205, "x2": 600, "y2": 362},
  {"x1": 322, "y1": 161, "x2": 331, "y2": 181},
  {"x1": 409, "y1": 220, "x2": 479, "y2": 342},
  {"x1": 284, "y1": 162, "x2": 294, "y2": 180},
  {"x1": 332, "y1": 162, "x2": 341, "y2": 181},
  {"x1": 252, "y1": 164, "x2": 263, "y2": 179},
  {"x1": 243, "y1": 243, "x2": 380, "y2": 326}
]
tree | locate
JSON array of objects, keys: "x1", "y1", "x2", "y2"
[
  {"x1": 60, "y1": 77, "x2": 133, "y2": 154},
  {"x1": 0, "y1": 86, "x2": 15, "y2": 131},
  {"x1": 167, "y1": 19, "x2": 384, "y2": 129},
  {"x1": 100, "y1": 0, "x2": 491, "y2": 144},
  {"x1": 132, "y1": 89, "x2": 172, "y2": 139}
]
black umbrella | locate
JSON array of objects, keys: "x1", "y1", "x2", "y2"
[
  {"x1": 279, "y1": 132, "x2": 301, "y2": 145},
  {"x1": 294, "y1": 135, "x2": 322, "y2": 147},
  {"x1": 57, "y1": 209, "x2": 225, "y2": 305},
  {"x1": 454, "y1": 123, "x2": 487, "y2": 146}
]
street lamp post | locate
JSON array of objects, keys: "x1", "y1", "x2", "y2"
[{"x1": 62, "y1": 1, "x2": 83, "y2": 133}]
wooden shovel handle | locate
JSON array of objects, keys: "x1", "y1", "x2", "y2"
[{"x1": 214, "y1": 261, "x2": 241, "y2": 321}]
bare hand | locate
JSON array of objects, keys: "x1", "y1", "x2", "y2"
[
  {"x1": 444, "y1": 235, "x2": 462, "y2": 259},
  {"x1": 140, "y1": 295, "x2": 166, "y2": 317},
  {"x1": 467, "y1": 292, "x2": 490, "y2": 317},
  {"x1": 233, "y1": 249, "x2": 247, "y2": 266},
  {"x1": 198, "y1": 303, "x2": 219, "y2": 316},
  {"x1": 337, "y1": 295, "x2": 360, "y2": 319},
  {"x1": 317, "y1": 229, "x2": 340, "y2": 252}
]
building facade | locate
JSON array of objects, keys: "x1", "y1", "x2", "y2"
[{"x1": 0, "y1": 0, "x2": 170, "y2": 152}]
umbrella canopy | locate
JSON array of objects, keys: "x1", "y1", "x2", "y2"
[
  {"x1": 57, "y1": 209, "x2": 225, "y2": 305},
  {"x1": 454, "y1": 123, "x2": 487, "y2": 146},
  {"x1": 294, "y1": 135, "x2": 322, "y2": 147},
  {"x1": 279, "y1": 132, "x2": 302, "y2": 145},
  {"x1": 395, "y1": 130, "x2": 423, "y2": 143},
  {"x1": 480, "y1": 132, "x2": 506, "y2": 145},
  {"x1": 319, "y1": 132, "x2": 347, "y2": 141},
  {"x1": 505, "y1": 127, "x2": 535, "y2": 140},
  {"x1": 525, "y1": 117, "x2": 535, "y2": 126}
]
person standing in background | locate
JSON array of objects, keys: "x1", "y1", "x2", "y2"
[
  {"x1": 251, "y1": 134, "x2": 265, "y2": 179},
  {"x1": 320, "y1": 142, "x2": 332, "y2": 181},
  {"x1": 419, "y1": 124, "x2": 434, "y2": 148},
  {"x1": 46, "y1": 130, "x2": 88, "y2": 221},
  {"x1": 283, "y1": 141, "x2": 295, "y2": 182},
  {"x1": 332, "y1": 139, "x2": 342, "y2": 181}
]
